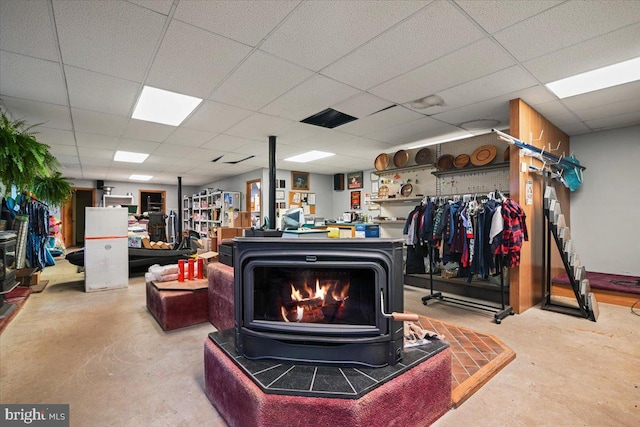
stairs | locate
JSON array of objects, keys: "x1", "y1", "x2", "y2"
[{"x1": 542, "y1": 185, "x2": 598, "y2": 321}]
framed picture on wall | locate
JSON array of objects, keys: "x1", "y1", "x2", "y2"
[
  {"x1": 276, "y1": 190, "x2": 285, "y2": 200},
  {"x1": 291, "y1": 171, "x2": 309, "y2": 190},
  {"x1": 347, "y1": 171, "x2": 363, "y2": 189},
  {"x1": 351, "y1": 191, "x2": 361, "y2": 210}
]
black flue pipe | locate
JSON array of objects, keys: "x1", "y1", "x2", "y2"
[
  {"x1": 177, "y1": 176, "x2": 182, "y2": 239},
  {"x1": 268, "y1": 136, "x2": 276, "y2": 229}
]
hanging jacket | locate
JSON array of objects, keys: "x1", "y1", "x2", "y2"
[{"x1": 499, "y1": 199, "x2": 528, "y2": 267}]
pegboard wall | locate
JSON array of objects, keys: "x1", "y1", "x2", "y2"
[{"x1": 436, "y1": 167, "x2": 510, "y2": 196}]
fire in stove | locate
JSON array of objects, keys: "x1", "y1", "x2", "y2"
[{"x1": 280, "y1": 278, "x2": 350, "y2": 323}]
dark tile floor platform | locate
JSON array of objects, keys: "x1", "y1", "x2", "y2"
[{"x1": 209, "y1": 329, "x2": 449, "y2": 399}]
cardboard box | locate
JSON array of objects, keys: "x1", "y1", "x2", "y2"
[
  {"x1": 216, "y1": 227, "x2": 239, "y2": 245},
  {"x1": 230, "y1": 211, "x2": 249, "y2": 228},
  {"x1": 355, "y1": 224, "x2": 380, "y2": 238},
  {"x1": 197, "y1": 249, "x2": 219, "y2": 277}
]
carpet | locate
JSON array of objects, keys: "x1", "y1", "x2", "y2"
[
  {"x1": 553, "y1": 271, "x2": 640, "y2": 295},
  {"x1": 0, "y1": 286, "x2": 31, "y2": 335}
]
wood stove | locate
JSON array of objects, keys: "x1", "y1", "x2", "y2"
[{"x1": 234, "y1": 238, "x2": 405, "y2": 367}]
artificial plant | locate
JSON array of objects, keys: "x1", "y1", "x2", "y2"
[{"x1": 0, "y1": 111, "x2": 73, "y2": 206}]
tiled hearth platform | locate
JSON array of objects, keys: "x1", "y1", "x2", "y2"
[{"x1": 204, "y1": 330, "x2": 452, "y2": 427}]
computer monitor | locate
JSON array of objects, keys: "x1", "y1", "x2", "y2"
[{"x1": 282, "y1": 207, "x2": 304, "y2": 230}]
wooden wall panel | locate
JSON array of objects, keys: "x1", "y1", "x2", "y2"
[{"x1": 509, "y1": 99, "x2": 570, "y2": 313}]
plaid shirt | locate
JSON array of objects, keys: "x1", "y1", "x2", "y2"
[{"x1": 498, "y1": 199, "x2": 528, "y2": 267}]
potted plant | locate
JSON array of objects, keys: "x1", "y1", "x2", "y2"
[{"x1": 0, "y1": 111, "x2": 72, "y2": 206}]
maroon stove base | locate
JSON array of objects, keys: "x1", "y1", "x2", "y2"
[{"x1": 204, "y1": 337, "x2": 452, "y2": 427}]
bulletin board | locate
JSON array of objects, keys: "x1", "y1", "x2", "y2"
[{"x1": 288, "y1": 191, "x2": 316, "y2": 214}]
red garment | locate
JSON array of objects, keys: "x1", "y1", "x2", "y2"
[{"x1": 497, "y1": 199, "x2": 528, "y2": 267}]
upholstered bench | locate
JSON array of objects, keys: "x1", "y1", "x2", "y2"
[
  {"x1": 145, "y1": 278, "x2": 209, "y2": 331},
  {"x1": 207, "y1": 262, "x2": 235, "y2": 330}
]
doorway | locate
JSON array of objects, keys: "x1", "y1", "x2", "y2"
[
  {"x1": 246, "y1": 179, "x2": 261, "y2": 228},
  {"x1": 61, "y1": 187, "x2": 95, "y2": 248},
  {"x1": 139, "y1": 190, "x2": 165, "y2": 214}
]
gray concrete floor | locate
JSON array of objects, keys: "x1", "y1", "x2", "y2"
[{"x1": 1, "y1": 259, "x2": 638, "y2": 426}]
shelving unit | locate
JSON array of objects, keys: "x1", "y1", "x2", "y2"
[
  {"x1": 183, "y1": 190, "x2": 242, "y2": 236},
  {"x1": 103, "y1": 194, "x2": 134, "y2": 207}
]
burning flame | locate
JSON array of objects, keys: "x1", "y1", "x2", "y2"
[{"x1": 280, "y1": 278, "x2": 350, "y2": 322}]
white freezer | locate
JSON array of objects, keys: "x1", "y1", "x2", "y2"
[{"x1": 84, "y1": 207, "x2": 128, "y2": 292}]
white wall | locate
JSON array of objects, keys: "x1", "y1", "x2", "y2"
[
  {"x1": 570, "y1": 125, "x2": 640, "y2": 276},
  {"x1": 68, "y1": 179, "x2": 198, "y2": 213},
  {"x1": 203, "y1": 168, "x2": 335, "y2": 226}
]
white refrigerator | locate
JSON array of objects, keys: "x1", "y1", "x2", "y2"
[{"x1": 84, "y1": 207, "x2": 128, "y2": 292}]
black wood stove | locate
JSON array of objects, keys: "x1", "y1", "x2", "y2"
[{"x1": 234, "y1": 238, "x2": 405, "y2": 367}]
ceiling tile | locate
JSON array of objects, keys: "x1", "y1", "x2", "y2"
[
  {"x1": 174, "y1": 1, "x2": 299, "y2": 46},
  {"x1": 2, "y1": 97, "x2": 72, "y2": 130},
  {"x1": 55, "y1": 155, "x2": 80, "y2": 167},
  {"x1": 437, "y1": 66, "x2": 538, "y2": 111},
  {"x1": 0, "y1": 52, "x2": 67, "y2": 105},
  {"x1": 81, "y1": 157, "x2": 113, "y2": 167},
  {"x1": 494, "y1": 1, "x2": 640, "y2": 62},
  {"x1": 561, "y1": 80, "x2": 640, "y2": 112},
  {"x1": 75, "y1": 132, "x2": 120, "y2": 149},
  {"x1": 260, "y1": 1, "x2": 428, "y2": 71},
  {"x1": 292, "y1": 129, "x2": 354, "y2": 149},
  {"x1": 585, "y1": 111, "x2": 640, "y2": 131},
  {"x1": 146, "y1": 20, "x2": 252, "y2": 98},
  {"x1": 332, "y1": 93, "x2": 394, "y2": 119},
  {"x1": 210, "y1": 50, "x2": 313, "y2": 111},
  {"x1": 182, "y1": 101, "x2": 254, "y2": 134},
  {"x1": 233, "y1": 142, "x2": 270, "y2": 157},
  {"x1": 54, "y1": 0, "x2": 165, "y2": 81},
  {"x1": 523, "y1": 23, "x2": 640, "y2": 84},
  {"x1": 574, "y1": 98, "x2": 640, "y2": 122},
  {"x1": 455, "y1": 0, "x2": 562, "y2": 34},
  {"x1": 152, "y1": 143, "x2": 195, "y2": 157},
  {"x1": 432, "y1": 98, "x2": 509, "y2": 129},
  {"x1": 0, "y1": 0, "x2": 58, "y2": 61},
  {"x1": 323, "y1": 136, "x2": 394, "y2": 156},
  {"x1": 124, "y1": 120, "x2": 175, "y2": 142},
  {"x1": 523, "y1": 100, "x2": 573, "y2": 122},
  {"x1": 560, "y1": 122, "x2": 593, "y2": 136},
  {"x1": 71, "y1": 108, "x2": 128, "y2": 137},
  {"x1": 48, "y1": 144, "x2": 78, "y2": 157},
  {"x1": 34, "y1": 127, "x2": 75, "y2": 146},
  {"x1": 184, "y1": 148, "x2": 225, "y2": 162},
  {"x1": 270, "y1": 122, "x2": 324, "y2": 145},
  {"x1": 260, "y1": 74, "x2": 360, "y2": 121},
  {"x1": 128, "y1": 0, "x2": 174, "y2": 15},
  {"x1": 322, "y1": 1, "x2": 484, "y2": 89},
  {"x1": 369, "y1": 38, "x2": 515, "y2": 104},
  {"x1": 200, "y1": 134, "x2": 255, "y2": 151},
  {"x1": 143, "y1": 154, "x2": 178, "y2": 166},
  {"x1": 224, "y1": 113, "x2": 295, "y2": 141},
  {"x1": 364, "y1": 116, "x2": 456, "y2": 145},
  {"x1": 78, "y1": 146, "x2": 114, "y2": 160},
  {"x1": 117, "y1": 138, "x2": 161, "y2": 154},
  {"x1": 65, "y1": 66, "x2": 140, "y2": 116},
  {"x1": 337, "y1": 106, "x2": 424, "y2": 137},
  {"x1": 163, "y1": 127, "x2": 217, "y2": 147}
]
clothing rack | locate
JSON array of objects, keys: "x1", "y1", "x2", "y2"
[{"x1": 417, "y1": 190, "x2": 514, "y2": 324}]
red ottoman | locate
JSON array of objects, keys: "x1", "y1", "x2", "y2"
[
  {"x1": 207, "y1": 263, "x2": 235, "y2": 330},
  {"x1": 204, "y1": 334, "x2": 452, "y2": 427},
  {"x1": 146, "y1": 279, "x2": 209, "y2": 331}
]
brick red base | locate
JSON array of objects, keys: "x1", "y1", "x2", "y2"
[
  {"x1": 204, "y1": 338, "x2": 451, "y2": 427},
  {"x1": 145, "y1": 281, "x2": 208, "y2": 331}
]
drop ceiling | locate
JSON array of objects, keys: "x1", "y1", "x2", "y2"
[{"x1": 1, "y1": 0, "x2": 639, "y2": 186}]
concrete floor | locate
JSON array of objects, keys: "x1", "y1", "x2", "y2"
[{"x1": 1, "y1": 259, "x2": 638, "y2": 426}]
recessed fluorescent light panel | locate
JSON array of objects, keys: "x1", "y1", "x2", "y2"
[
  {"x1": 546, "y1": 56, "x2": 640, "y2": 99},
  {"x1": 129, "y1": 174, "x2": 153, "y2": 181},
  {"x1": 284, "y1": 150, "x2": 334, "y2": 163},
  {"x1": 114, "y1": 150, "x2": 149, "y2": 163},
  {"x1": 132, "y1": 85, "x2": 202, "y2": 126}
]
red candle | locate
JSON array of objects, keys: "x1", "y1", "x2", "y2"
[
  {"x1": 197, "y1": 258, "x2": 204, "y2": 279},
  {"x1": 178, "y1": 259, "x2": 185, "y2": 282},
  {"x1": 188, "y1": 259, "x2": 194, "y2": 280}
]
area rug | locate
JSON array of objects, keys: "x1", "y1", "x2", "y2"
[
  {"x1": 553, "y1": 271, "x2": 640, "y2": 295},
  {"x1": 418, "y1": 315, "x2": 516, "y2": 407},
  {"x1": 0, "y1": 286, "x2": 31, "y2": 335}
]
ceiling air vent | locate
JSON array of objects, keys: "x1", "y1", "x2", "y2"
[{"x1": 300, "y1": 108, "x2": 357, "y2": 129}]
